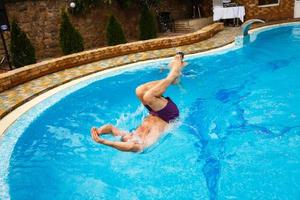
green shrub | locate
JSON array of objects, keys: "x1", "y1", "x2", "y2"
[
  {"x1": 106, "y1": 15, "x2": 127, "y2": 46},
  {"x1": 139, "y1": 7, "x2": 157, "y2": 40},
  {"x1": 10, "y1": 20, "x2": 36, "y2": 68},
  {"x1": 116, "y1": 0, "x2": 134, "y2": 9},
  {"x1": 138, "y1": 0, "x2": 161, "y2": 8},
  {"x1": 59, "y1": 11, "x2": 84, "y2": 55}
]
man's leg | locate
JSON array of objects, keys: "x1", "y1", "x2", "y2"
[
  {"x1": 135, "y1": 80, "x2": 162, "y2": 103},
  {"x1": 143, "y1": 78, "x2": 174, "y2": 111}
]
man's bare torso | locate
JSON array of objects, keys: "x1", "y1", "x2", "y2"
[{"x1": 122, "y1": 115, "x2": 169, "y2": 148}]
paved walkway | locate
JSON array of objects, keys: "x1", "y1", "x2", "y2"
[{"x1": 0, "y1": 27, "x2": 240, "y2": 119}]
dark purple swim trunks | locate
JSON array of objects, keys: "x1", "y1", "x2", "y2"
[{"x1": 144, "y1": 97, "x2": 179, "y2": 123}]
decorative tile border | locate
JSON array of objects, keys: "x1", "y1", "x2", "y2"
[
  {"x1": 0, "y1": 25, "x2": 239, "y2": 119},
  {"x1": 1, "y1": 19, "x2": 300, "y2": 122},
  {"x1": 0, "y1": 23, "x2": 224, "y2": 93},
  {"x1": 1, "y1": 19, "x2": 299, "y2": 128}
]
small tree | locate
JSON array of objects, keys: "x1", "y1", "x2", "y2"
[
  {"x1": 106, "y1": 15, "x2": 127, "y2": 46},
  {"x1": 10, "y1": 20, "x2": 36, "y2": 68},
  {"x1": 138, "y1": 0, "x2": 161, "y2": 8},
  {"x1": 116, "y1": 0, "x2": 134, "y2": 9},
  {"x1": 139, "y1": 7, "x2": 157, "y2": 40},
  {"x1": 59, "y1": 11, "x2": 84, "y2": 55}
]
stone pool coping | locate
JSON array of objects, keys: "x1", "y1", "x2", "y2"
[
  {"x1": 0, "y1": 43, "x2": 234, "y2": 137},
  {"x1": 0, "y1": 20, "x2": 299, "y2": 137},
  {"x1": 0, "y1": 23, "x2": 224, "y2": 93},
  {"x1": 0, "y1": 24, "x2": 239, "y2": 121}
]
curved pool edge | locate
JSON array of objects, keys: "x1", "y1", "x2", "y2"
[
  {"x1": 0, "y1": 23, "x2": 224, "y2": 93},
  {"x1": 0, "y1": 42, "x2": 235, "y2": 200},
  {"x1": 1, "y1": 20, "x2": 300, "y2": 138},
  {"x1": 1, "y1": 20, "x2": 300, "y2": 200},
  {"x1": 0, "y1": 26, "x2": 239, "y2": 121},
  {"x1": 249, "y1": 21, "x2": 300, "y2": 34},
  {"x1": 0, "y1": 20, "x2": 300, "y2": 123},
  {"x1": 0, "y1": 43, "x2": 235, "y2": 138}
]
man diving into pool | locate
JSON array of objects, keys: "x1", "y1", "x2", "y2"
[{"x1": 91, "y1": 53, "x2": 186, "y2": 152}]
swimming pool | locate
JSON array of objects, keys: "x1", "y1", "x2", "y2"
[{"x1": 1, "y1": 23, "x2": 300, "y2": 199}]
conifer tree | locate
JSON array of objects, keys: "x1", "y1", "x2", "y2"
[
  {"x1": 106, "y1": 15, "x2": 127, "y2": 46},
  {"x1": 59, "y1": 11, "x2": 84, "y2": 55},
  {"x1": 10, "y1": 20, "x2": 36, "y2": 68},
  {"x1": 139, "y1": 7, "x2": 157, "y2": 40}
]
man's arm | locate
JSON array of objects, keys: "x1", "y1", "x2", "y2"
[
  {"x1": 102, "y1": 140, "x2": 142, "y2": 152},
  {"x1": 96, "y1": 125, "x2": 127, "y2": 136},
  {"x1": 91, "y1": 129, "x2": 142, "y2": 152}
]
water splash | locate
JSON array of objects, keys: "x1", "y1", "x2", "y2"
[{"x1": 115, "y1": 104, "x2": 147, "y2": 130}]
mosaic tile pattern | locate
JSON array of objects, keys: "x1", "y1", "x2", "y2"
[{"x1": 0, "y1": 27, "x2": 240, "y2": 119}]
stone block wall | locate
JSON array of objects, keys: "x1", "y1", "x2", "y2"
[
  {"x1": 0, "y1": 0, "x2": 295, "y2": 64},
  {"x1": 192, "y1": 0, "x2": 294, "y2": 22},
  {"x1": 0, "y1": 23, "x2": 224, "y2": 92},
  {"x1": 3, "y1": 1, "x2": 141, "y2": 59},
  {"x1": 0, "y1": 0, "x2": 191, "y2": 61},
  {"x1": 238, "y1": 0, "x2": 294, "y2": 21},
  {"x1": 158, "y1": 0, "x2": 190, "y2": 19}
]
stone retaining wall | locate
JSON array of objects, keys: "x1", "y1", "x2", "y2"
[
  {"x1": 0, "y1": 23, "x2": 224, "y2": 93},
  {"x1": 0, "y1": 0, "x2": 294, "y2": 62},
  {"x1": 1, "y1": 0, "x2": 191, "y2": 60},
  {"x1": 175, "y1": 17, "x2": 213, "y2": 32},
  {"x1": 239, "y1": 0, "x2": 294, "y2": 21}
]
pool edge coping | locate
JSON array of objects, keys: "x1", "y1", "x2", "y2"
[
  {"x1": 1, "y1": 20, "x2": 300, "y2": 137},
  {"x1": 0, "y1": 42, "x2": 234, "y2": 138}
]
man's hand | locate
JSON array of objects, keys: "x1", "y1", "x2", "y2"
[{"x1": 91, "y1": 128, "x2": 105, "y2": 144}]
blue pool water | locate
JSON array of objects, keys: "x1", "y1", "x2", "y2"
[{"x1": 1, "y1": 24, "x2": 300, "y2": 200}]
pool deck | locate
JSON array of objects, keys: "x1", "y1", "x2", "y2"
[{"x1": 0, "y1": 27, "x2": 240, "y2": 119}]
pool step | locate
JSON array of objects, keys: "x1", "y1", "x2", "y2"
[{"x1": 174, "y1": 17, "x2": 213, "y2": 33}]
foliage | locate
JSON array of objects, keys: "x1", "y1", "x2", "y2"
[
  {"x1": 3, "y1": 0, "x2": 24, "y2": 2},
  {"x1": 139, "y1": 6, "x2": 157, "y2": 40},
  {"x1": 116, "y1": 0, "x2": 134, "y2": 9},
  {"x1": 138, "y1": 0, "x2": 161, "y2": 8},
  {"x1": 5, "y1": 0, "x2": 161, "y2": 15},
  {"x1": 59, "y1": 11, "x2": 84, "y2": 55},
  {"x1": 67, "y1": 0, "x2": 161, "y2": 14},
  {"x1": 106, "y1": 0, "x2": 161, "y2": 9},
  {"x1": 106, "y1": 15, "x2": 127, "y2": 46},
  {"x1": 9, "y1": 20, "x2": 36, "y2": 68}
]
